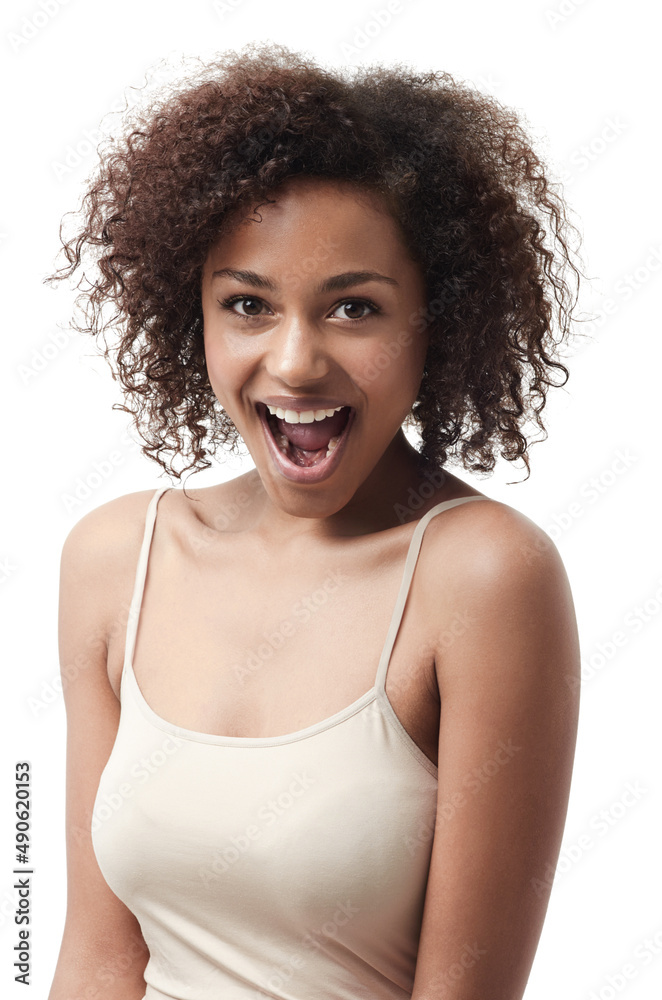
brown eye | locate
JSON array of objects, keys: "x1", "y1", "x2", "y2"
[
  {"x1": 331, "y1": 299, "x2": 377, "y2": 321},
  {"x1": 233, "y1": 297, "x2": 263, "y2": 316},
  {"x1": 219, "y1": 295, "x2": 268, "y2": 319}
]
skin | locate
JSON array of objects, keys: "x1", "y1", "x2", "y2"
[
  {"x1": 200, "y1": 175, "x2": 438, "y2": 540},
  {"x1": 49, "y1": 177, "x2": 580, "y2": 1000}
]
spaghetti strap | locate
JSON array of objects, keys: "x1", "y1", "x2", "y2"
[
  {"x1": 374, "y1": 495, "x2": 488, "y2": 694},
  {"x1": 123, "y1": 487, "x2": 173, "y2": 671},
  {"x1": 93, "y1": 500, "x2": 460, "y2": 1000}
]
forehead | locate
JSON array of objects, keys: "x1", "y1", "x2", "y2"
[{"x1": 204, "y1": 176, "x2": 415, "y2": 272}]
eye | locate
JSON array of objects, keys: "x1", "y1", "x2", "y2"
[
  {"x1": 217, "y1": 294, "x2": 381, "y2": 324},
  {"x1": 219, "y1": 295, "x2": 269, "y2": 319},
  {"x1": 329, "y1": 299, "x2": 380, "y2": 323}
]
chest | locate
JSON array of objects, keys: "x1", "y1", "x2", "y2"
[{"x1": 106, "y1": 530, "x2": 442, "y2": 769}]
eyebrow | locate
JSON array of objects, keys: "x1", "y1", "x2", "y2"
[{"x1": 210, "y1": 267, "x2": 399, "y2": 294}]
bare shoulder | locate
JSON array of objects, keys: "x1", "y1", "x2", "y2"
[
  {"x1": 421, "y1": 494, "x2": 568, "y2": 596},
  {"x1": 60, "y1": 473, "x2": 257, "y2": 630},
  {"x1": 59, "y1": 488, "x2": 169, "y2": 649},
  {"x1": 60, "y1": 487, "x2": 162, "y2": 579},
  {"x1": 61, "y1": 487, "x2": 160, "y2": 550},
  {"x1": 418, "y1": 494, "x2": 580, "y2": 697}
]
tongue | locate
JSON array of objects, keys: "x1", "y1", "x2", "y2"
[{"x1": 276, "y1": 408, "x2": 349, "y2": 451}]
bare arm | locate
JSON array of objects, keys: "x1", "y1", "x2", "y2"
[
  {"x1": 48, "y1": 493, "x2": 155, "y2": 1000},
  {"x1": 411, "y1": 502, "x2": 581, "y2": 1000}
]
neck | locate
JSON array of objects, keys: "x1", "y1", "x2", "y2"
[{"x1": 246, "y1": 429, "x2": 449, "y2": 545}]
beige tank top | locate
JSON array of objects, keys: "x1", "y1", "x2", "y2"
[{"x1": 91, "y1": 486, "x2": 486, "y2": 999}]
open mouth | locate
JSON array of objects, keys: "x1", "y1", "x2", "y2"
[{"x1": 256, "y1": 402, "x2": 355, "y2": 477}]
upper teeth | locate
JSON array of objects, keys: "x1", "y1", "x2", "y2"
[{"x1": 266, "y1": 404, "x2": 345, "y2": 423}]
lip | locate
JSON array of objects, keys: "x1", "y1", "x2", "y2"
[{"x1": 256, "y1": 401, "x2": 355, "y2": 485}]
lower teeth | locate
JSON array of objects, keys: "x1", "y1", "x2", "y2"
[{"x1": 275, "y1": 433, "x2": 341, "y2": 465}]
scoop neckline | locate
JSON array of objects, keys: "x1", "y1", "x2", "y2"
[
  {"x1": 123, "y1": 653, "x2": 381, "y2": 747},
  {"x1": 118, "y1": 486, "x2": 488, "y2": 764}
]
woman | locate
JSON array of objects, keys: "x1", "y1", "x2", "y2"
[{"x1": 47, "y1": 42, "x2": 582, "y2": 1000}]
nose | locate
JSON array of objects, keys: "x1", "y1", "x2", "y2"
[{"x1": 265, "y1": 313, "x2": 331, "y2": 385}]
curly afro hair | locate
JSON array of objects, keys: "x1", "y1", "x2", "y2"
[{"x1": 46, "y1": 41, "x2": 584, "y2": 484}]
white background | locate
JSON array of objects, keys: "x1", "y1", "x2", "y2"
[{"x1": 1, "y1": 0, "x2": 661, "y2": 997}]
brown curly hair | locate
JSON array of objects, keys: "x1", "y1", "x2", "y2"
[{"x1": 45, "y1": 41, "x2": 584, "y2": 484}]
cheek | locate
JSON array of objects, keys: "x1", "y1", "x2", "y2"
[
  {"x1": 353, "y1": 332, "x2": 427, "y2": 398},
  {"x1": 203, "y1": 335, "x2": 222, "y2": 383},
  {"x1": 203, "y1": 345, "x2": 235, "y2": 408},
  {"x1": 203, "y1": 333, "x2": 252, "y2": 393}
]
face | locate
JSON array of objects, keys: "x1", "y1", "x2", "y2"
[{"x1": 200, "y1": 176, "x2": 430, "y2": 518}]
